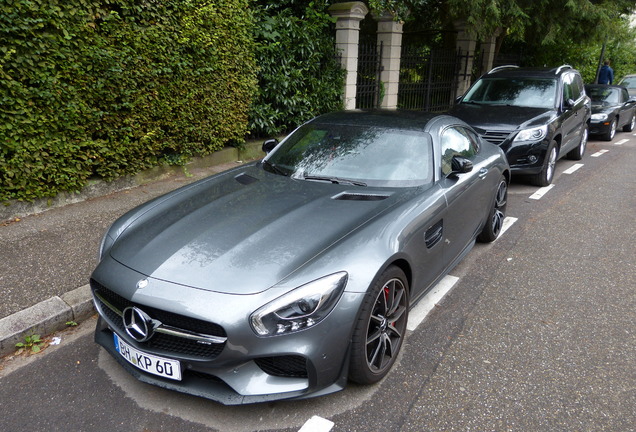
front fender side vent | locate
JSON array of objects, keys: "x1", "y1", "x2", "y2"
[{"x1": 425, "y1": 220, "x2": 443, "y2": 249}]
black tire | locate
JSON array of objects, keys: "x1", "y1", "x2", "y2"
[
  {"x1": 477, "y1": 175, "x2": 508, "y2": 243},
  {"x1": 623, "y1": 113, "x2": 635, "y2": 132},
  {"x1": 603, "y1": 118, "x2": 617, "y2": 141},
  {"x1": 530, "y1": 140, "x2": 558, "y2": 187},
  {"x1": 349, "y1": 266, "x2": 409, "y2": 385},
  {"x1": 567, "y1": 125, "x2": 588, "y2": 160}
]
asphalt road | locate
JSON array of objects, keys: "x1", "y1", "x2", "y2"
[{"x1": 1, "y1": 134, "x2": 635, "y2": 432}]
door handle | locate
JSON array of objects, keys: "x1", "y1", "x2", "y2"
[{"x1": 478, "y1": 168, "x2": 488, "y2": 179}]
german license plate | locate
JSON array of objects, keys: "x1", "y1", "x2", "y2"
[{"x1": 113, "y1": 333, "x2": 182, "y2": 381}]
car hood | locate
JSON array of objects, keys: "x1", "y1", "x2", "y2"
[
  {"x1": 449, "y1": 104, "x2": 555, "y2": 131},
  {"x1": 109, "y1": 167, "x2": 407, "y2": 295}
]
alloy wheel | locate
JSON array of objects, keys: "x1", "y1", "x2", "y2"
[
  {"x1": 365, "y1": 278, "x2": 408, "y2": 375},
  {"x1": 546, "y1": 145, "x2": 557, "y2": 183},
  {"x1": 490, "y1": 180, "x2": 508, "y2": 237},
  {"x1": 609, "y1": 119, "x2": 617, "y2": 140}
]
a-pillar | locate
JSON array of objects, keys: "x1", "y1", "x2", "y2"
[
  {"x1": 328, "y1": 2, "x2": 369, "y2": 110},
  {"x1": 376, "y1": 13, "x2": 403, "y2": 109},
  {"x1": 455, "y1": 20, "x2": 477, "y2": 97}
]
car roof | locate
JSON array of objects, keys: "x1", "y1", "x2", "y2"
[
  {"x1": 484, "y1": 64, "x2": 576, "y2": 79},
  {"x1": 309, "y1": 110, "x2": 454, "y2": 131}
]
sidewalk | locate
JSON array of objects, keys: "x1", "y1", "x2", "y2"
[{"x1": 0, "y1": 143, "x2": 264, "y2": 357}]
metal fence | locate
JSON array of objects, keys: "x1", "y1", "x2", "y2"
[
  {"x1": 398, "y1": 46, "x2": 461, "y2": 112},
  {"x1": 356, "y1": 41, "x2": 383, "y2": 109}
]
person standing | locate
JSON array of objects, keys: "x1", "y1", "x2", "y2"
[{"x1": 598, "y1": 60, "x2": 614, "y2": 84}]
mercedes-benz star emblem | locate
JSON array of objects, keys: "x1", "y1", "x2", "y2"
[{"x1": 122, "y1": 306, "x2": 155, "y2": 342}]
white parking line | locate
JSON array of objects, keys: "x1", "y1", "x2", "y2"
[
  {"x1": 407, "y1": 275, "x2": 459, "y2": 331},
  {"x1": 498, "y1": 216, "x2": 518, "y2": 238},
  {"x1": 529, "y1": 184, "x2": 555, "y2": 200},
  {"x1": 591, "y1": 149, "x2": 609, "y2": 157},
  {"x1": 614, "y1": 138, "x2": 629, "y2": 145},
  {"x1": 298, "y1": 416, "x2": 334, "y2": 432},
  {"x1": 563, "y1": 163, "x2": 584, "y2": 174}
]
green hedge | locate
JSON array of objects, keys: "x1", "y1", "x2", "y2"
[
  {"x1": 249, "y1": 3, "x2": 345, "y2": 136},
  {"x1": 1, "y1": 0, "x2": 257, "y2": 201}
]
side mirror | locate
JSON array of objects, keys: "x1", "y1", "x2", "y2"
[
  {"x1": 451, "y1": 156, "x2": 473, "y2": 174},
  {"x1": 262, "y1": 138, "x2": 279, "y2": 154}
]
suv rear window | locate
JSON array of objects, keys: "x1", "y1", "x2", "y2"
[{"x1": 462, "y1": 77, "x2": 557, "y2": 109}]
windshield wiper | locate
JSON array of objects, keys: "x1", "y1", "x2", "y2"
[
  {"x1": 303, "y1": 174, "x2": 367, "y2": 187},
  {"x1": 262, "y1": 160, "x2": 288, "y2": 176}
]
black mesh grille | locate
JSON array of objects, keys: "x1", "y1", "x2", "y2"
[
  {"x1": 482, "y1": 131, "x2": 511, "y2": 145},
  {"x1": 255, "y1": 356, "x2": 308, "y2": 378},
  {"x1": 91, "y1": 279, "x2": 226, "y2": 360}
]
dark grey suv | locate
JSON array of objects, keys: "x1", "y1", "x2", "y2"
[{"x1": 449, "y1": 65, "x2": 591, "y2": 186}]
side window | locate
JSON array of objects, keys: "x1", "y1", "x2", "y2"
[
  {"x1": 573, "y1": 74, "x2": 584, "y2": 100},
  {"x1": 440, "y1": 127, "x2": 479, "y2": 176},
  {"x1": 562, "y1": 76, "x2": 571, "y2": 102},
  {"x1": 622, "y1": 87, "x2": 629, "y2": 103},
  {"x1": 563, "y1": 73, "x2": 581, "y2": 102}
]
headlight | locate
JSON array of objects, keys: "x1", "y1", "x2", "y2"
[
  {"x1": 250, "y1": 272, "x2": 348, "y2": 336},
  {"x1": 591, "y1": 113, "x2": 608, "y2": 121},
  {"x1": 513, "y1": 125, "x2": 548, "y2": 143}
]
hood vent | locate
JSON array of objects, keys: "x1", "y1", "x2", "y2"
[
  {"x1": 332, "y1": 192, "x2": 390, "y2": 201},
  {"x1": 234, "y1": 173, "x2": 259, "y2": 185}
]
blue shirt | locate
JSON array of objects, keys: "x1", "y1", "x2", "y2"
[{"x1": 598, "y1": 65, "x2": 614, "y2": 84}]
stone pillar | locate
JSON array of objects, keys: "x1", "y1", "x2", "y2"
[
  {"x1": 376, "y1": 13, "x2": 403, "y2": 109},
  {"x1": 480, "y1": 28, "x2": 502, "y2": 75},
  {"x1": 455, "y1": 20, "x2": 477, "y2": 96},
  {"x1": 328, "y1": 2, "x2": 369, "y2": 110}
]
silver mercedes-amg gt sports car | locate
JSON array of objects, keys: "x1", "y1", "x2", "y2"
[{"x1": 91, "y1": 110, "x2": 510, "y2": 404}]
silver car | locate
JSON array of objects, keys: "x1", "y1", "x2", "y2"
[
  {"x1": 91, "y1": 110, "x2": 510, "y2": 404},
  {"x1": 618, "y1": 74, "x2": 636, "y2": 97}
]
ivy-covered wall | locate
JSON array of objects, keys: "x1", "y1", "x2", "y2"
[{"x1": 1, "y1": 0, "x2": 257, "y2": 202}]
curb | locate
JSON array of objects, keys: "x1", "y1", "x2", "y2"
[{"x1": 0, "y1": 285, "x2": 95, "y2": 357}]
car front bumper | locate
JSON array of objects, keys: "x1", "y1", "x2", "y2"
[
  {"x1": 589, "y1": 120, "x2": 611, "y2": 136},
  {"x1": 499, "y1": 139, "x2": 550, "y2": 176},
  {"x1": 90, "y1": 261, "x2": 366, "y2": 404}
]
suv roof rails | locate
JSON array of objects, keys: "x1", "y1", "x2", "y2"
[
  {"x1": 555, "y1": 65, "x2": 572, "y2": 74},
  {"x1": 488, "y1": 65, "x2": 519, "y2": 74}
]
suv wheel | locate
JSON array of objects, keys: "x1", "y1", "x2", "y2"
[
  {"x1": 567, "y1": 125, "x2": 588, "y2": 160},
  {"x1": 530, "y1": 140, "x2": 558, "y2": 187},
  {"x1": 603, "y1": 118, "x2": 617, "y2": 141}
]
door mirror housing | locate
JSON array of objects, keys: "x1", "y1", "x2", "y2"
[
  {"x1": 262, "y1": 139, "x2": 279, "y2": 154},
  {"x1": 450, "y1": 156, "x2": 473, "y2": 175}
]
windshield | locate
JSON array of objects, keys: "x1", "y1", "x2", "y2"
[
  {"x1": 263, "y1": 123, "x2": 434, "y2": 187},
  {"x1": 620, "y1": 77, "x2": 636, "y2": 88},
  {"x1": 463, "y1": 77, "x2": 558, "y2": 108},
  {"x1": 587, "y1": 87, "x2": 620, "y2": 104}
]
